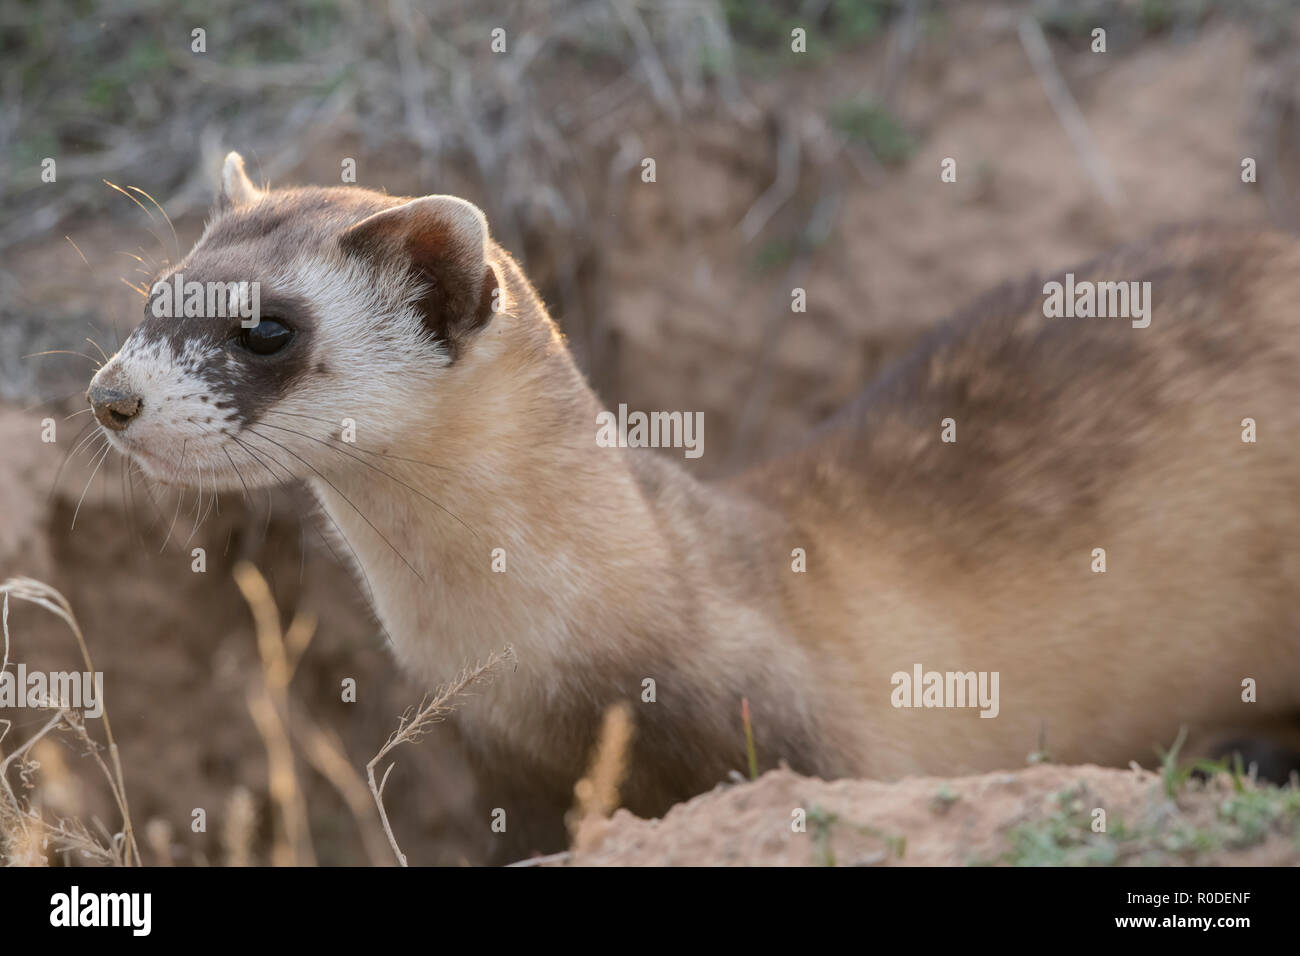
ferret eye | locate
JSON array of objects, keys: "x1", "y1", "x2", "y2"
[{"x1": 238, "y1": 318, "x2": 294, "y2": 356}]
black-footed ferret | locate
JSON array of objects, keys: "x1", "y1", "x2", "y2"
[{"x1": 87, "y1": 153, "x2": 1300, "y2": 858}]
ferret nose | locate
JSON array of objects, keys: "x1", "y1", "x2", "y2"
[{"x1": 87, "y1": 385, "x2": 142, "y2": 431}]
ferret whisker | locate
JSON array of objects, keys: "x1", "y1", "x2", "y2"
[
  {"x1": 185, "y1": 463, "x2": 205, "y2": 545},
  {"x1": 136, "y1": 249, "x2": 167, "y2": 278},
  {"x1": 131, "y1": 466, "x2": 171, "y2": 542},
  {"x1": 203, "y1": 469, "x2": 222, "y2": 522},
  {"x1": 22, "y1": 349, "x2": 102, "y2": 367},
  {"x1": 309, "y1": 503, "x2": 380, "y2": 612},
  {"x1": 104, "y1": 179, "x2": 157, "y2": 224},
  {"x1": 261, "y1": 410, "x2": 453, "y2": 471},
  {"x1": 240, "y1": 428, "x2": 426, "y2": 584},
  {"x1": 48, "y1": 420, "x2": 101, "y2": 503},
  {"x1": 103, "y1": 180, "x2": 172, "y2": 261},
  {"x1": 22, "y1": 389, "x2": 96, "y2": 413},
  {"x1": 229, "y1": 434, "x2": 378, "y2": 605},
  {"x1": 119, "y1": 252, "x2": 158, "y2": 285},
  {"x1": 161, "y1": 441, "x2": 189, "y2": 551},
  {"x1": 223, "y1": 446, "x2": 252, "y2": 505},
  {"x1": 119, "y1": 277, "x2": 149, "y2": 299},
  {"x1": 63, "y1": 408, "x2": 94, "y2": 421},
  {"x1": 64, "y1": 235, "x2": 91, "y2": 268},
  {"x1": 227, "y1": 438, "x2": 277, "y2": 542},
  {"x1": 123, "y1": 457, "x2": 155, "y2": 549},
  {"x1": 118, "y1": 455, "x2": 142, "y2": 549},
  {"x1": 84, "y1": 336, "x2": 110, "y2": 364},
  {"x1": 106, "y1": 310, "x2": 122, "y2": 352},
  {"x1": 251, "y1": 420, "x2": 477, "y2": 538},
  {"x1": 125, "y1": 185, "x2": 181, "y2": 264},
  {"x1": 70, "y1": 439, "x2": 112, "y2": 531},
  {"x1": 84, "y1": 319, "x2": 112, "y2": 351},
  {"x1": 115, "y1": 453, "x2": 127, "y2": 534},
  {"x1": 69, "y1": 426, "x2": 103, "y2": 458},
  {"x1": 161, "y1": 484, "x2": 185, "y2": 553}
]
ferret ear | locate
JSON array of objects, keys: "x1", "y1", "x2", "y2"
[
  {"x1": 339, "y1": 195, "x2": 498, "y2": 358},
  {"x1": 218, "y1": 151, "x2": 263, "y2": 209}
]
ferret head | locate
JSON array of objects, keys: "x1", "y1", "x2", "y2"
[{"x1": 86, "y1": 152, "x2": 501, "y2": 490}]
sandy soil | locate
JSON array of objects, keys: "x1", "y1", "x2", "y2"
[{"x1": 565, "y1": 765, "x2": 1300, "y2": 867}]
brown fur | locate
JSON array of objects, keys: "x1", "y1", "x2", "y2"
[
  {"x1": 737, "y1": 226, "x2": 1300, "y2": 778},
  {"x1": 450, "y1": 225, "x2": 1300, "y2": 858}
]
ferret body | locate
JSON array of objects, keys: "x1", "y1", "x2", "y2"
[{"x1": 88, "y1": 154, "x2": 1300, "y2": 858}]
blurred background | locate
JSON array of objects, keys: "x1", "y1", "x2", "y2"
[{"x1": 1, "y1": 0, "x2": 1299, "y2": 864}]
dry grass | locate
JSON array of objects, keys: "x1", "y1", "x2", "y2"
[
  {"x1": 233, "y1": 560, "x2": 319, "y2": 866},
  {"x1": 1, "y1": 0, "x2": 748, "y2": 273},
  {"x1": 0, "y1": 577, "x2": 139, "y2": 866},
  {"x1": 1, "y1": 566, "x2": 516, "y2": 866}
]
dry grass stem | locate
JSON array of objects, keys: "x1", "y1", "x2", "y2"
[
  {"x1": 366, "y1": 646, "x2": 516, "y2": 865},
  {"x1": 567, "y1": 701, "x2": 635, "y2": 856}
]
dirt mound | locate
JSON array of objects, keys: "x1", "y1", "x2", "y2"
[{"x1": 563, "y1": 765, "x2": 1300, "y2": 866}]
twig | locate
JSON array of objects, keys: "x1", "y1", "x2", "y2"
[
  {"x1": 881, "y1": 0, "x2": 921, "y2": 109},
  {"x1": 1018, "y1": 16, "x2": 1124, "y2": 209},
  {"x1": 738, "y1": 117, "x2": 802, "y2": 241},
  {"x1": 612, "y1": 0, "x2": 683, "y2": 122}
]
